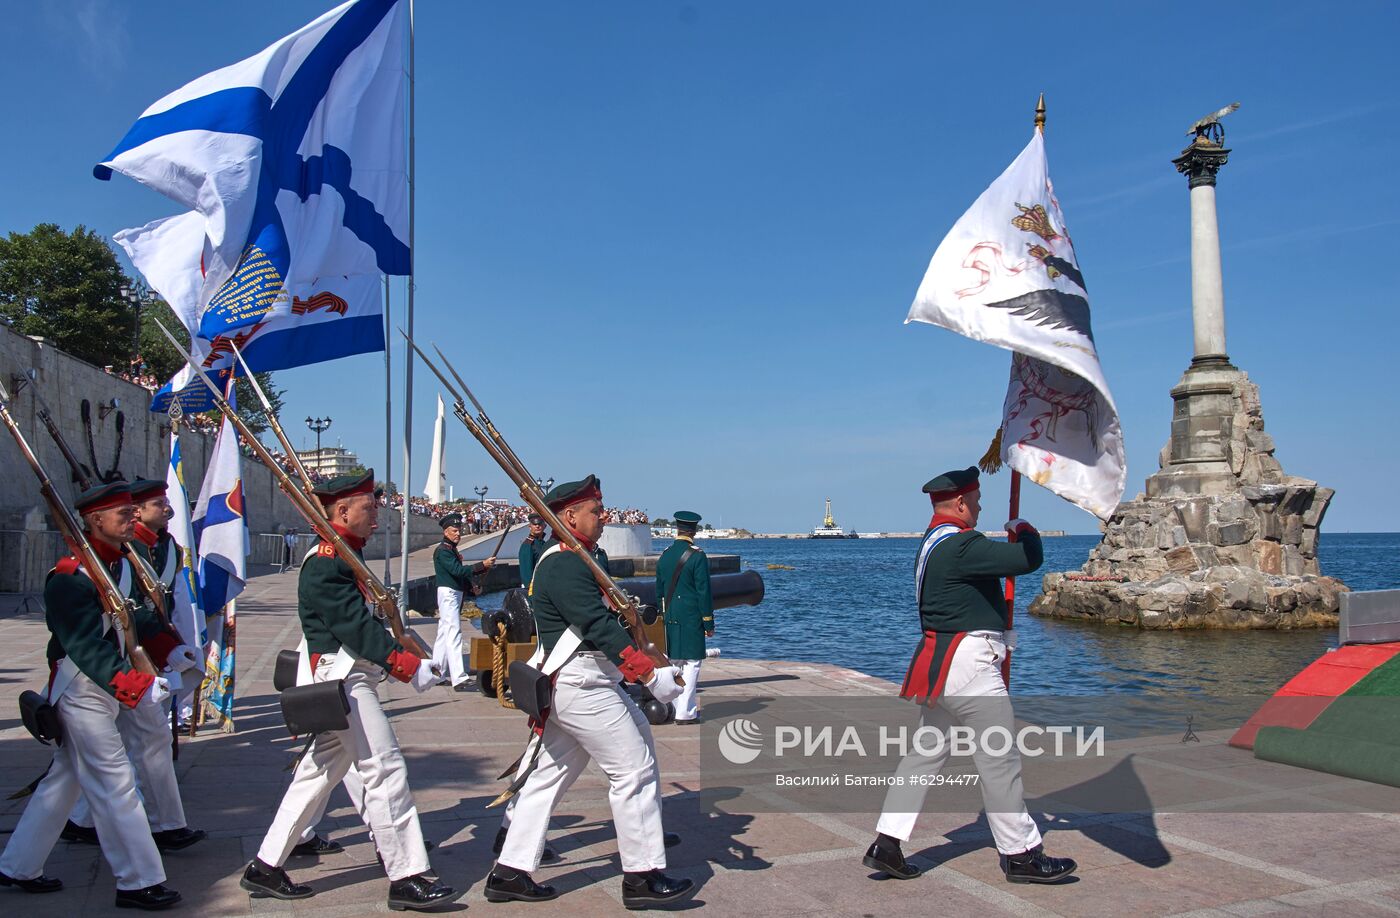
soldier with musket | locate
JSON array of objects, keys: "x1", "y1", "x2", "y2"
[
  {"x1": 240, "y1": 470, "x2": 458, "y2": 911},
  {"x1": 432, "y1": 512, "x2": 493, "y2": 690},
  {"x1": 863, "y1": 467, "x2": 1077, "y2": 885},
  {"x1": 0, "y1": 482, "x2": 193, "y2": 910},
  {"x1": 485, "y1": 476, "x2": 692, "y2": 908}
]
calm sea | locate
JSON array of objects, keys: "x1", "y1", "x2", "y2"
[{"x1": 666, "y1": 533, "x2": 1400, "y2": 696}]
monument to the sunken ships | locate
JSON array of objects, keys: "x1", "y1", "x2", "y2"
[{"x1": 1032, "y1": 105, "x2": 1348, "y2": 628}]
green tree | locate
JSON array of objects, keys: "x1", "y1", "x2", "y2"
[{"x1": 0, "y1": 223, "x2": 138, "y2": 368}]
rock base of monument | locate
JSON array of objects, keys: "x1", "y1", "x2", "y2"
[{"x1": 1030, "y1": 364, "x2": 1348, "y2": 629}]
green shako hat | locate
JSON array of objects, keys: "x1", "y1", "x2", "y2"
[
  {"x1": 75, "y1": 481, "x2": 134, "y2": 514},
  {"x1": 313, "y1": 468, "x2": 379, "y2": 506},
  {"x1": 544, "y1": 475, "x2": 602, "y2": 512},
  {"x1": 922, "y1": 466, "x2": 980, "y2": 501},
  {"x1": 673, "y1": 510, "x2": 702, "y2": 529},
  {"x1": 439, "y1": 513, "x2": 463, "y2": 530},
  {"x1": 129, "y1": 478, "x2": 168, "y2": 502}
]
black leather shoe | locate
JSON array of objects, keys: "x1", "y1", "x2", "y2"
[
  {"x1": 240, "y1": 859, "x2": 314, "y2": 900},
  {"x1": 153, "y1": 826, "x2": 207, "y2": 852},
  {"x1": 453, "y1": 680, "x2": 476, "y2": 692},
  {"x1": 622, "y1": 870, "x2": 695, "y2": 909},
  {"x1": 1000, "y1": 845, "x2": 1077, "y2": 884},
  {"x1": 863, "y1": 834, "x2": 922, "y2": 880},
  {"x1": 290, "y1": 834, "x2": 344, "y2": 857},
  {"x1": 387, "y1": 873, "x2": 460, "y2": 911},
  {"x1": 664, "y1": 832, "x2": 681, "y2": 848},
  {"x1": 0, "y1": 870, "x2": 63, "y2": 893},
  {"x1": 483, "y1": 866, "x2": 558, "y2": 903},
  {"x1": 492, "y1": 827, "x2": 558, "y2": 863},
  {"x1": 114, "y1": 884, "x2": 182, "y2": 910},
  {"x1": 60, "y1": 820, "x2": 99, "y2": 845}
]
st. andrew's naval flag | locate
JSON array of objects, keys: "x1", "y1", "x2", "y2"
[
  {"x1": 907, "y1": 130, "x2": 1126, "y2": 520},
  {"x1": 96, "y1": 0, "x2": 408, "y2": 341}
]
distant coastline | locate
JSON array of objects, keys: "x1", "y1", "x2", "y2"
[{"x1": 676, "y1": 529, "x2": 1072, "y2": 540}]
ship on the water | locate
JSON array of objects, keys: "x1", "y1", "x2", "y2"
[{"x1": 810, "y1": 497, "x2": 858, "y2": 539}]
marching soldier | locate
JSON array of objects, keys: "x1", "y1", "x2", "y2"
[
  {"x1": 655, "y1": 510, "x2": 713, "y2": 725},
  {"x1": 516, "y1": 513, "x2": 547, "y2": 587},
  {"x1": 485, "y1": 476, "x2": 692, "y2": 908},
  {"x1": 432, "y1": 512, "x2": 493, "y2": 690},
  {"x1": 863, "y1": 467, "x2": 1076, "y2": 884},
  {"x1": 0, "y1": 482, "x2": 187, "y2": 910},
  {"x1": 240, "y1": 470, "x2": 458, "y2": 911}
]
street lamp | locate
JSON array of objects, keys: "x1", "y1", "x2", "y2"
[
  {"x1": 535, "y1": 476, "x2": 554, "y2": 492},
  {"x1": 305, "y1": 416, "x2": 332, "y2": 472},
  {"x1": 120, "y1": 285, "x2": 155, "y2": 371},
  {"x1": 473, "y1": 485, "x2": 489, "y2": 502}
]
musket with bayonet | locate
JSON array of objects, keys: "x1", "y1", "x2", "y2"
[
  {"x1": 154, "y1": 320, "x2": 432, "y2": 660},
  {"x1": 0, "y1": 375, "x2": 158, "y2": 676},
  {"x1": 16, "y1": 374, "x2": 175, "y2": 631},
  {"x1": 405, "y1": 332, "x2": 674, "y2": 672}
]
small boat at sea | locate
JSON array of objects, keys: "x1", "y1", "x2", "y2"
[{"x1": 810, "y1": 498, "x2": 858, "y2": 539}]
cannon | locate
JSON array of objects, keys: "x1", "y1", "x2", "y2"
[{"x1": 612, "y1": 570, "x2": 766, "y2": 623}]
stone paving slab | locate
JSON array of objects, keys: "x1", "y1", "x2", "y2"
[{"x1": 3, "y1": 550, "x2": 1400, "y2": 916}]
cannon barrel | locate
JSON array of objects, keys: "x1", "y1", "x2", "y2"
[{"x1": 615, "y1": 570, "x2": 765, "y2": 616}]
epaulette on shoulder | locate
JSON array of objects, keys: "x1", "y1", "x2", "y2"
[
  {"x1": 54, "y1": 556, "x2": 81, "y2": 576},
  {"x1": 317, "y1": 542, "x2": 337, "y2": 558}
]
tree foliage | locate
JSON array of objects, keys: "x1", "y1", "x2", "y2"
[{"x1": 0, "y1": 224, "x2": 137, "y2": 368}]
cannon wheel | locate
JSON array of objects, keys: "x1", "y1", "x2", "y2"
[{"x1": 478, "y1": 668, "x2": 497, "y2": 699}]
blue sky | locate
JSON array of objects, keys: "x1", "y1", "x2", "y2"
[{"x1": 2, "y1": 1, "x2": 1397, "y2": 533}]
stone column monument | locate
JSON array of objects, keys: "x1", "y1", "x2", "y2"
[{"x1": 1031, "y1": 105, "x2": 1348, "y2": 629}]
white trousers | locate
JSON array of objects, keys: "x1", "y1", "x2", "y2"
[
  {"x1": 297, "y1": 765, "x2": 366, "y2": 844},
  {"x1": 498, "y1": 652, "x2": 666, "y2": 874},
  {"x1": 0, "y1": 673, "x2": 165, "y2": 890},
  {"x1": 256, "y1": 659, "x2": 430, "y2": 881},
  {"x1": 70, "y1": 693, "x2": 186, "y2": 832},
  {"x1": 674, "y1": 659, "x2": 702, "y2": 722},
  {"x1": 432, "y1": 587, "x2": 469, "y2": 686},
  {"x1": 875, "y1": 635, "x2": 1043, "y2": 855}
]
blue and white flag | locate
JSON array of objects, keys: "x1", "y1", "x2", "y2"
[
  {"x1": 192, "y1": 386, "x2": 249, "y2": 614},
  {"x1": 117, "y1": 211, "x2": 385, "y2": 413},
  {"x1": 165, "y1": 428, "x2": 205, "y2": 649},
  {"x1": 97, "y1": 0, "x2": 408, "y2": 341}
]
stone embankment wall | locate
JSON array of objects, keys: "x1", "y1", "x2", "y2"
[{"x1": 0, "y1": 326, "x2": 437, "y2": 593}]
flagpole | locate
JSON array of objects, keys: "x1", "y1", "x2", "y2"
[
  {"x1": 1001, "y1": 94, "x2": 1045, "y2": 688},
  {"x1": 398, "y1": 0, "x2": 416, "y2": 592},
  {"x1": 383, "y1": 274, "x2": 393, "y2": 582}
]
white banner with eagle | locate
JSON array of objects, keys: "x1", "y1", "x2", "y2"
[{"x1": 906, "y1": 130, "x2": 1125, "y2": 520}]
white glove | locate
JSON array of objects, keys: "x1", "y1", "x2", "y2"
[
  {"x1": 646, "y1": 666, "x2": 684, "y2": 704},
  {"x1": 167, "y1": 644, "x2": 201, "y2": 673},
  {"x1": 145, "y1": 676, "x2": 171, "y2": 707},
  {"x1": 411, "y1": 659, "x2": 438, "y2": 693},
  {"x1": 1004, "y1": 518, "x2": 1033, "y2": 534}
]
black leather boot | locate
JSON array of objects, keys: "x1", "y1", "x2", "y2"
[
  {"x1": 492, "y1": 826, "x2": 558, "y2": 863},
  {"x1": 1000, "y1": 844, "x2": 1077, "y2": 884},
  {"x1": 0, "y1": 870, "x2": 63, "y2": 893},
  {"x1": 621, "y1": 870, "x2": 695, "y2": 909},
  {"x1": 60, "y1": 820, "x2": 98, "y2": 845},
  {"x1": 290, "y1": 833, "x2": 344, "y2": 857},
  {"x1": 387, "y1": 873, "x2": 459, "y2": 911},
  {"x1": 664, "y1": 832, "x2": 681, "y2": 848},
  {"x1": 483, "y1": 865, "x2": 558, "y2": 903},
  {"x1": 114, "y1": 884, "x2": 182, "y2": 910},
  {"x1": 153, "y1": 826, "x2": 207, "y2": 852},
  {"x1": 240, "y1": 858, "x2": 315, "y2": 900},
  {"x1": 862, "y1": 833, "x2": 922, "y2": 879}
]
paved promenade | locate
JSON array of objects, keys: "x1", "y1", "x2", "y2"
[{"x1": 3, "y1": 551, "x2": 1400, "y2": 916}]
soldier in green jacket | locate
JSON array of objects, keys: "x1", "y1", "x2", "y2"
[
  {"x1": 655, "y1": 510, "x2": 713, "y2": 724},
  {"x1": 432, "y1": 513, "x2": 492, "y2": 689},
  {"x1": 0, "y1": 481, "x2": 192, "y2": 910},
  {"x1": 517, "y1": 513, "x2": 547, "y2": 586},
  {"x1": 863, "y1": 467, "x2": 1076, "y2": 887}
]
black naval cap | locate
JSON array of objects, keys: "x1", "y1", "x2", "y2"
[
  {"x1": 922, "y1": 467, "x2": 980, "y2": 502},
  {"x1": 673, "y1": 510, "x2": 702, "y2": 529},
  {"x1": 75, "y1": 480, "x2": 134, "y2": 514},
  {"x1": 527, "y1": 513, "x2": 544, "y2": 525},
  {"x1": 439, "y1": 513, "x2": 463, "y2": 530},
  {"x1": 544, "y1": 475, "x2": 602, "y2": 512},
  {"x1": 313, "y1": 468, "x2": 380, "y2": 506},
  {"x1": 129, "y1": 478, "x2": 168, "y2": 502}
]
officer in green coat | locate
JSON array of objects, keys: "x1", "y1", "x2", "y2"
[
  {"x1": 517, "y1": 513, "x2": 548, "y2": 587},
  {"x1": 433, "y1": 512, "x2": 492, "y2": 688},
  {"x1": 654, "y1": 511, "x2": 712, "y2": 724}
]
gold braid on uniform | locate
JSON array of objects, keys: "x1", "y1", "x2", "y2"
[{"x1": 492, "y1": 621, "x2": 516, "y2": 710}]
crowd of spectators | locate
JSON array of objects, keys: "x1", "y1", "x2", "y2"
[
  {"x1": 107, "y1": 356, "x2": 161, "y2": 393},
  {"x1": 606, "y1": 507, "x2": 651, "y2": 525},
  {"x1": 376, "y1": 497, "x2": 649, "y2": 529}
]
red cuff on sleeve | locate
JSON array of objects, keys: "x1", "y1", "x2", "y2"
[
  {"x1": 110, "y1": 669, "x2": 155, "y2": 709},
  {"x1": 618, "y1": 645, "x2": 656, "y2": 684},
  {"x1": 143, "y1": 630, "x2": 180, "y2": 670},
  {"x1": 386, "y1": 648, "x2": 420, "y2": 683}
]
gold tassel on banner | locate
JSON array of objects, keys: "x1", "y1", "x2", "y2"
[{"x1": 978, "y1": 427, "x2": 1005, "y2": 475}]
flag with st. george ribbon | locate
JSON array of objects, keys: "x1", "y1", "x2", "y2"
[
  {"x1": 95, "y1": 0, "x2": 408, "y2": 342},
  {"x1": 906, "y1": 129, "x2": 1126, "y2": 520},
  {"x1": 192, "y1": 383, "x2": 248, "y2": 729},
  {"x1": 116, "y1": 211, "x2": 385, "y2": 414}
]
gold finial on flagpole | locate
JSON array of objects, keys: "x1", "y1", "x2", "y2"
[{"x1": 1035, "y1": 93, "x2": 1046, "y2": 133}]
